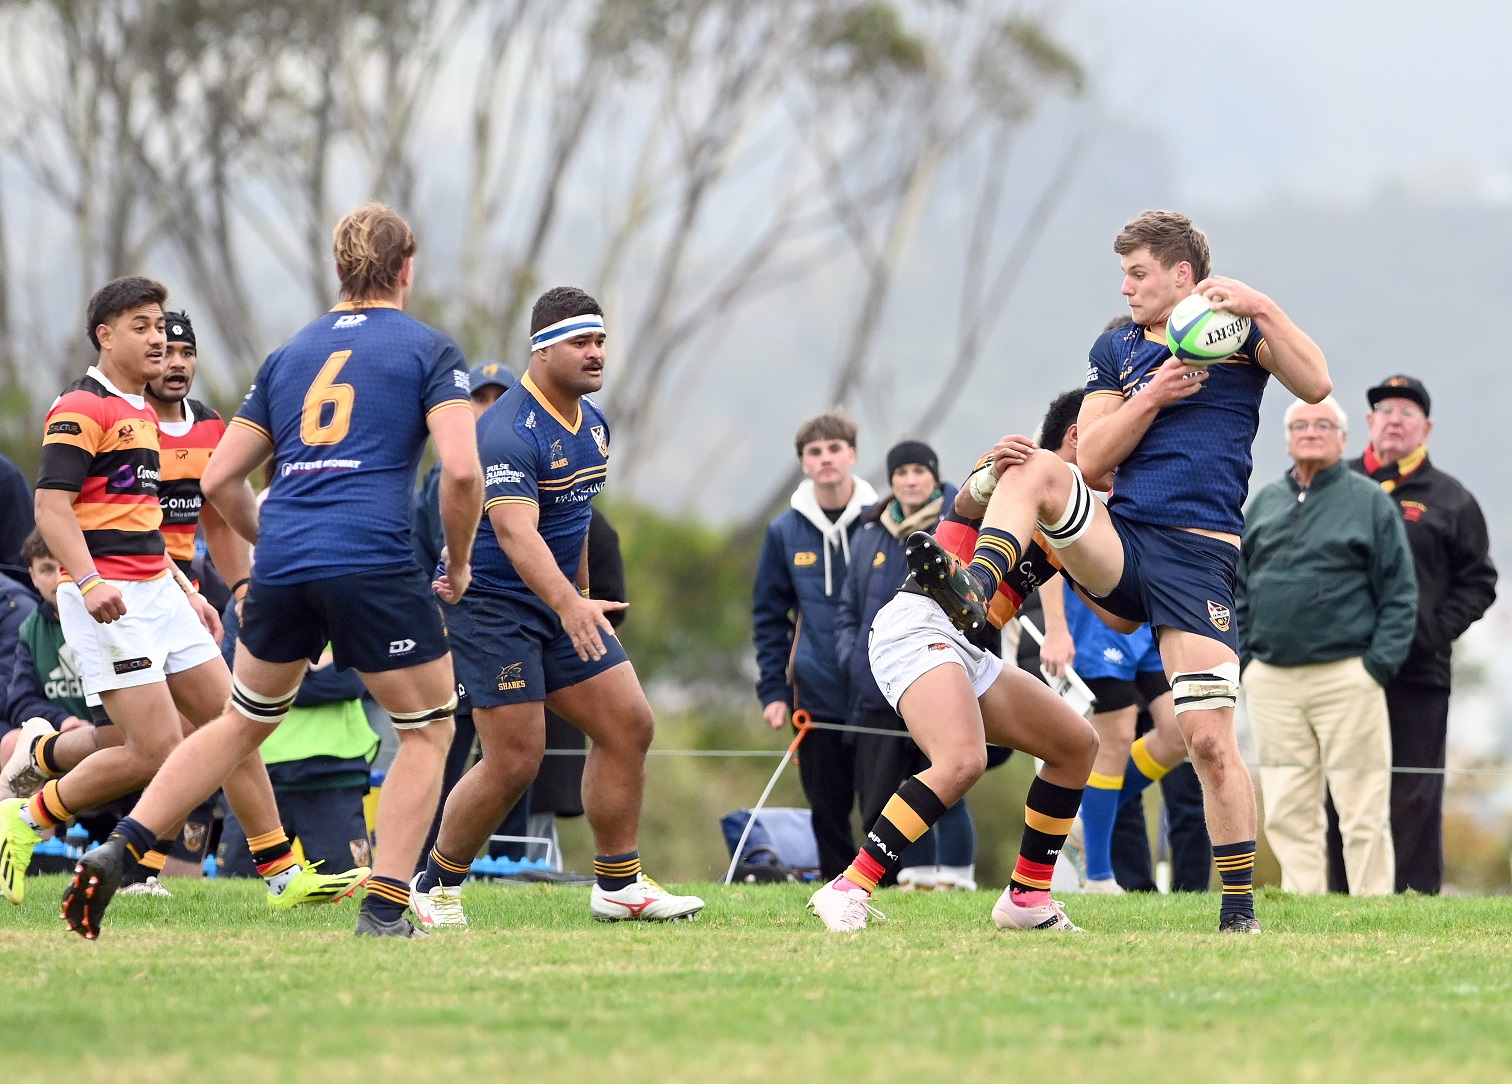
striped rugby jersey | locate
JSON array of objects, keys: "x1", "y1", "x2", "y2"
[
  {"x1": 37, "y1": 366, "x2": 168, "y2": 581},
  {"x1": 156, "y1": 398, "x2": 226, "y2": 574},
  {"x1": 471, "y1": 373, "x2": 610, "y2": 595}
]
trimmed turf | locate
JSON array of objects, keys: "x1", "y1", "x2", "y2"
[{"x1": 3, "y1": 876, "x2": 1511, "y2": 1082}]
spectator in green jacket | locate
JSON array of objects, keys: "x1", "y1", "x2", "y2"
[{"x1": 1237, "y1": 395, "x2": 1417, "y2": 896}]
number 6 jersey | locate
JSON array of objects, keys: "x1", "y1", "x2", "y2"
[{"x1": 231, "y1": 301, "x2": 472, "y2": 584}]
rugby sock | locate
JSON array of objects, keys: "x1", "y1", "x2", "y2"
[
  {"x1": 594, "y1": 851, "x2": 642, "y2": 891},
  {"x1": 124, "y1": 840, "x2": 171, "y2": 886},
  {"x1": 1080, "y1": 772, "x2": 1123, "y2": 882},
  {"x1": 966, "y1": 528, "x2": 1021, "y2": 598},
  {"x1": 22, "y1": 780, "x2": 74, "y2": 832},
  {"x1": 1010, "y1": 776, "x2": 1083, "y2": 906},
  {"x1": 361, "y1": 875, "x2": 412, "y2": 922},
  {"x1": 247, "y1": 827, "x2": 301, "y2": 894},
  {"x1": 416, "y1": 847, "x2": 471, "y2": 893},
  {"x1": 840, "y1": 776, "x2": 948, "y2": 894},
  {"x1": 1213, "y1": 841, "x2": 1257, "y2": 919},
  {"x1": 33, "y1": 732, "x2": 65, "y2": 777},
  {"x1": 106, "y1": 816, "x2": 158, "y2": 864},
  {"x1": 1118, "y1": 736, "x2": 1172, "y2": 808}
]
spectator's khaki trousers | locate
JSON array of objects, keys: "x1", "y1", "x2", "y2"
[{"x1": 1244, "y1": 657, "x2": 1394, "y2": 895}]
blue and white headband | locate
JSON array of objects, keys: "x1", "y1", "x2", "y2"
[{"x1": 530, "y1": 313, "x2": 605, "y2": 352}]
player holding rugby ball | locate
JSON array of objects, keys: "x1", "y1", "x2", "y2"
[{"x1": 908, "y1": 210, "x2": 1331, "y2": 934}]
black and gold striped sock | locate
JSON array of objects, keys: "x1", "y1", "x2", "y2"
[
  {"x1": 968, "y1": 528, "x2": 1021, "y2": 597},
  {"x1": 361, "y1": 875, "x2": 412, "y2": 922},
  {"x1": 107, "y1": 816, "x2": 157, "y2": 863},
  {"x1": 34, "y1": 732, "x2": 65, "y2": 777},
  {"x1": 248, "y1": 827, "x2": 298, "y2": 881},
  {"x1": 594, "y1": 851, "x2": 642, "y2": 891},
  {"x1": 1213, "y1": 840, "x2": 1256, "y2": 918},
  {"x1": 418, "y1": 846, "x2": 471, "y2": 893},
  {"x1": 1010, "y1": 775, "x2": 1084, "y2": 900},
  {"x1": 124, "y1": 840, "x2": 171, "y2": 886},
  {"x1": 843, "y1": 776, "x2": 948, "y2": 893}
]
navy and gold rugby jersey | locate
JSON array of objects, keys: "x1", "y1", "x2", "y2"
[
  {"x1": 37, "y1": 366, "x2": 167, "y2": 581},
  {"x1": 157, "y1": 398, "x2": 226, "y2": 574},
  {"x1": 232, "y1": 301, "x2": 472, "y2": 585},
  {"x1": 1085, "y1": 320, "x2": 1269, "y2": 535},
  {"x1": 472, "y1": 373, "x2": 610, "y2": 595}
]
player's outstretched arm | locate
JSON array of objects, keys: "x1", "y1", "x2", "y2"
[
  {"x1": 200, "y1": 499, "x2": 251, "y2": 602},
  {"x1": 429, "y1": 411, "x2": 483, "y2": 602},
  {"x1": 1197, "y1": 276, "x2": 1331, "y2": 403},
  {"x1": 490, "y1": 502, "x2": 626, "y2": 663},
  {"x1": 202, "y1": 423, "x2": 272, "y2": 546}
]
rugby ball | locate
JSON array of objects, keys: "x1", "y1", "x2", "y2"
[{"x1": 1164, "y1": 293, "x2": 1250, "y2": 364}]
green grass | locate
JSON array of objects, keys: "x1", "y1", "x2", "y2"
[{"x1": 4, "y1": 877, "x2": 1512, "y2": 1082}]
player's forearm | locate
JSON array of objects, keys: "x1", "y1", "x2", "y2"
[
  {"x1": 34, "y1": 490, "x2": 97, "y2": 581},
  {"x1": 437, "y1": 469, "x2": 483, "y2": 569},
  {"x1": 1255, "y1": 303, "x2": 1331, "y2": 403},
  {"x1": 498, "y1": 522, "x2": 583, "y2": 613},
  {"x1": 1077, "y1": 395, "x2": 1157, "y2": 481},
  {"x1": 205, "y1": 476, "x2": 261, "y2": 545},
  {"x1": 201, "y1": 502, "x2": 251, "y2": 587},
  {"x1": 1039, "y1": 574, "x2": 1068, "y2": 634}
]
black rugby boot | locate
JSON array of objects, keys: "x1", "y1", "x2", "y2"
[{"x1": 904, "y1": 531, "x2": 991, "y2": 635}]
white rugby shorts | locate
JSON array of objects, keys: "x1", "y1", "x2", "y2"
[
  {"x1": 56, "y1": 574, "x2": 221, "y2": 696},
  {"x1": 868, "y1": 592, "x2": 1004, "y2": 712}
]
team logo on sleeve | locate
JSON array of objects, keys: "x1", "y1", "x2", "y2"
[
  {"x1": 453, "y1": 369, "x2": 470, "y2": 391},
  {"x1": 591, "y1": 425, "x2": 609, "y2": 458},
  {"x1": 47, "y1": 420, "x2": 82, "y2": 436},
  {"x1": 1206, "y1": 600, "x2": 1232, "y2": 633}
]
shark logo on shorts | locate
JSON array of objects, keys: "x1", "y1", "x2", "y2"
[
  {"x1": 1206, "y1": 600, "x2": 1232, "y2": 633},
  {"x1": 497, "y1": 662, "x2": 527, "y2": 691}
]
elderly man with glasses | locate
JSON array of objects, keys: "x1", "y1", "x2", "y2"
[
  {"x1": 1341, "y1": 376, "x2": 1498, "y2": 894},
  {"x1": 1236, "y1": 395, "x2": 1418, "y2": 895}
]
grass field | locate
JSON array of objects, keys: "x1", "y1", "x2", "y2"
[{"x1": 4, "y1": 876, "x2": 1511, "y2": 1083}]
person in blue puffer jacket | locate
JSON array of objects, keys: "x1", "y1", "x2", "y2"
[
  {"x1": 834, "y1": 440, "x2": 980, "y2": 891},
  {"x1": 752, "y1": 412, "x2": 877, "y2": 880}
]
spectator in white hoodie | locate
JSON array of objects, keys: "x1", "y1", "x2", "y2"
[{"x1": 752, "y1": 411, "x2": 878, "y2": 878}]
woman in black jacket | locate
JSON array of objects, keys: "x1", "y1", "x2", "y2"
[{"x1": 834, "y1": 441, "x2": 978, "y2": 889}]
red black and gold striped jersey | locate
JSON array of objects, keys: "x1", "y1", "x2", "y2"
[
  {"x1": 157, "y1": 399, "x2": 226, "y2": 572},
  {"x1": 37, "y1": 366, "x2": 167, "y2": 581}
]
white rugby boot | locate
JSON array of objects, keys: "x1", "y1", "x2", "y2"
[
  {"x1": 807, "y1": 878, "x2": 885, "y2": 933},
  {"x1": 991, "y1": 887, "x2": 1083, "y2": 932},
  {"x1": 0, "y1": 718, "x2": 57, "y2": 800},
  {"x1": 591, "y1": 877, "x2": 704, "y2": 922},
  {"x1": 409, "y1": 872, "x2": 468, "y2": 928}
]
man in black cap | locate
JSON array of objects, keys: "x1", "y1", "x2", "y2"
[{"x1": 1344, "y1": 375, "x2": 1497, "y2": 893}]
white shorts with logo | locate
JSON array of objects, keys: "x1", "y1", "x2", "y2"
[
  {"x1": 56, "y1": 575, "x2": 222, "y2": 696},
  {"x1": 867, "y1": 592, "x2": 1004, "y2": 712}
]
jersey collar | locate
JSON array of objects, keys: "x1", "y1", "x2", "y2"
[
  {"x1": 521, "y1": 372, "x2": 582, "y2": 434},
  {"x1": 157, "y1": 397, "x2": 196, "y2": 437},
  {"x1": 330, "y1": 300, "x2": 400, "y2": 311},
  {"x1": 86, "y1": 364, "x2": 147, "y2": 409}
]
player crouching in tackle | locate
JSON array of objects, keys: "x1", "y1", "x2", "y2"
[
  {"x1": 807, "y1": 431, "x2": 1099, "y2": 933},
  {"x1": 59, "y1": 203, "x2": 484, "y2": 938},
  {"x1": 0, "y1": 277, "x2": 363, "y2": 922},
  {"x1": 909, "y1": 210, "x2": 1332, "y2": 933},
  {"x1": 409, "y1": 287, "x2": 703, "y2": 927}
]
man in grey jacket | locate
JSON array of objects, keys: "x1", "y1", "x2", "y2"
[{"x1": 1237, "y1": 396, "x2": 1417, "y2": 895}]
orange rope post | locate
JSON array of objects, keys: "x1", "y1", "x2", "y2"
[{"x1": 722, "y1": 711, "x2": 814, "y2": 886}]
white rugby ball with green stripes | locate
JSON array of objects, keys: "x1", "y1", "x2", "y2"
[{"x1": 1164, "y1": 293, "x2": 1251, "y2": 364}]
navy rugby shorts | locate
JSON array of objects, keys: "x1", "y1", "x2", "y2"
[
  {"x1": 239, "y1": 563, "x2": 450, "y2": 673},
  {"x1": 1086, "y1": 514, "x2": 1241, "y2": 656},
  {"x1": 448, "y1": 588, "x2": 628, "y2": 708}
]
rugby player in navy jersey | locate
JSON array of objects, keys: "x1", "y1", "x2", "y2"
[
  {"x1": 62, "y1": 203, "x2": 484, "y2": 938},
  {"x1": 409, "y1": 286, "x2": 703, "y2": 927},
  {"x1": 912, "y1": 210, "x2": 1331, "y2": 933}
]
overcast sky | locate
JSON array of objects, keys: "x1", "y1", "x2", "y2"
[{"x1": 1059, "y1": 0, "x2": 1512, "y2": 210}]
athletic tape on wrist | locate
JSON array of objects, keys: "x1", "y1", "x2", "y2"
[
  {"x1": 230, "y1": 677, "x2": 300, "y2": 725},
  {"x1": 966, "y1": 466, "x2": 998, "y2": 507},
  {"x1": 1170, "y1": 662, "x2": 1240, "y2": 715},
  {"x1": 1038, "y1": 463, "x2": 1094, "y2": 550},
  {"x1": 390, "y1": 694, "x2": 458, "y2": 730}
]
